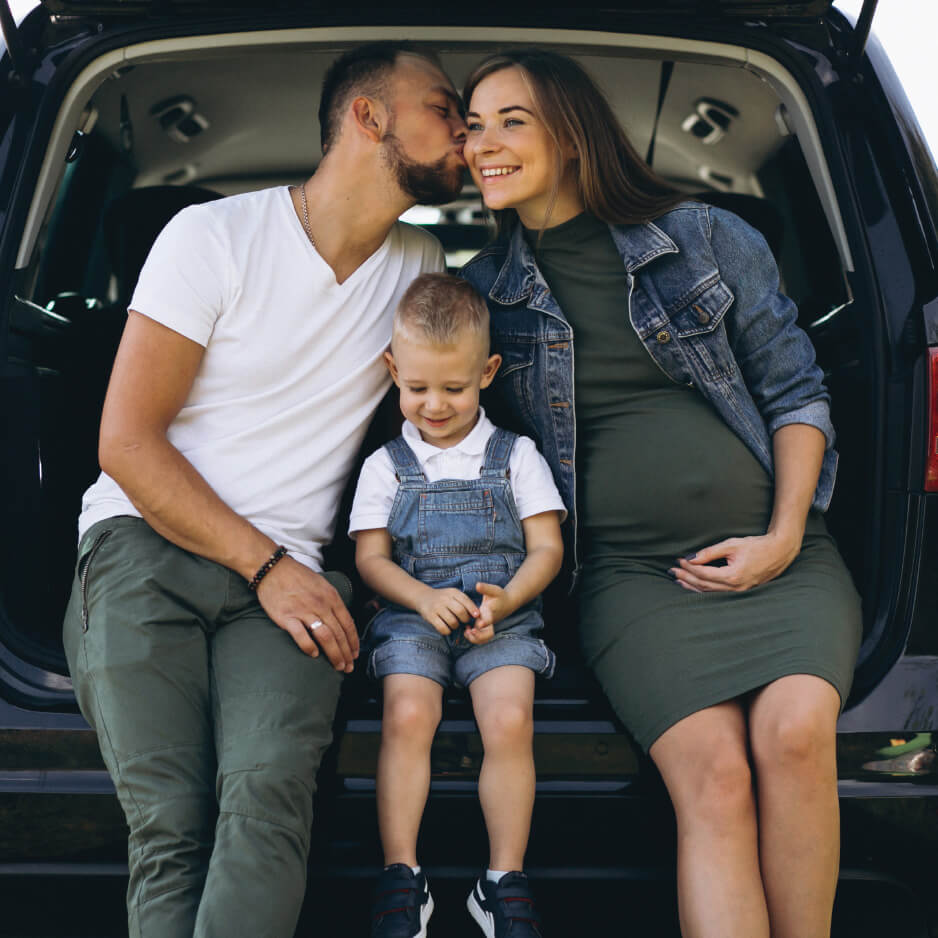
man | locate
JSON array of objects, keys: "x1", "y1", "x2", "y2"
[{"x1": 62, "y1": 42, "x2": 467, "y2": 938}]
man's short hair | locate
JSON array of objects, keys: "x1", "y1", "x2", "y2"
[
  {"x1": 394, "y1": 273, "x2": 490, "y2": 349},
  {"x1": 318, "y1": 42, "x2": 443, "y2": 152}
]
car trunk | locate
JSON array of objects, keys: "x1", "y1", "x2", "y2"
[{"x1": 0, "y1": 0, "x2": 930, "y2": 834}]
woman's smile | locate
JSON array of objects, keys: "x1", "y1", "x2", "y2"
[
  {"x1": 479, "y1": 166, "x2": 520, "y2": 177},
  {"x1": 465, "y1": 66, "x2": 583, "y2": 229}
]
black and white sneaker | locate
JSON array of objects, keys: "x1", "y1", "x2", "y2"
[
  {"x1": 467, "y1": 871, "x2": 543, "y2": 937},
  {"x1": 371, "y1": 863, "x2": 434, "y2": 938}
]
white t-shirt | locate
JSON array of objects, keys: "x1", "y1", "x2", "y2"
[
  {"x1": 349, "y1": 408, "x2": 566, "y2": 537},
  {"x1": 78, "y1": 186, "x2": 445, "y2": 569}
]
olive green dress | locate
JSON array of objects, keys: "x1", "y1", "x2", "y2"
[{"x1": 525, "y1": 214, "x2": 862, "y2": 752}]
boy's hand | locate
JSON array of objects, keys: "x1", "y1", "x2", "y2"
[
  {"x1": 465, "y1": 582, "x2": 514, "y2": 644},
  {"x1": 470, "y1": 581, "x2": 516, "y2": 635},
  {"x1": 464, "y1": 620, "x2": 495, "y2": 644},
  {"x1": 416, "y1": 587, "x2": 479, "y2": 636}
]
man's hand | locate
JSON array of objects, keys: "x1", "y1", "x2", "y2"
[
  {"x1": 669, "y1": 531, "x2": 801, "y2": 593},
  {"x1": 415, "y1": 587, "x2": 479, "y2": 636},
  {"x1": 256, "y1": 557, "x2": 359, "y2": 671}
]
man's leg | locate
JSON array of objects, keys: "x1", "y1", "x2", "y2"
[
  {"x1": 194, "y1": 573, "x2": 344, "y2": 938},
  {"x1": 63, "y1": 517, "x2": 224, "y2": 938}
]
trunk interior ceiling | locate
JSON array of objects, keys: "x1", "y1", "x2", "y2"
[
  {"x1": 3, "y1": 31, "x2": 870, "y2": 676},
  {"x1": 84, "y1": 50, "x2": 786, "y2": 194}
]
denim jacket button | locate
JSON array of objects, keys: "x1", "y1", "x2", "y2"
[
  {"x1": 656, "y1": 330, "x2": 671, "y2": 344},
  {"x1": 696, "y1": 309, "x2": 711, "y2": 324}
]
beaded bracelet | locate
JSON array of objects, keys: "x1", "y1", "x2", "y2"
[{"x1": 248, "y1": 545, "x2": 288, "y2": 592}]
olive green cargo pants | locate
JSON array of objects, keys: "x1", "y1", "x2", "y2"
[{"x1": 63, "y1": 516, "x2": 345, "y2": 938}]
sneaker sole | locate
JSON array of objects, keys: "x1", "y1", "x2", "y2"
[
  {"x1": 414, "y1": 891, "x2": 434, "y2": 938},
  {"x1": 466, "y1": 888, "x2": 495, "y2": 938}
]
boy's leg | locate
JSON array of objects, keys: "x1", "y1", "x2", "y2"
[
  {"x1": 468, "y1": 665, "x2": 536, "y2": 871},
  {"x1": 377, "y1": 673, "x2": 444, "y2": 865},
  {"x1": 194, "y1": 574, "x2": 344, "y2": 938}
]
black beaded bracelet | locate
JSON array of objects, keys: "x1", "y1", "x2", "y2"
[{"x1": 248, "y1": 545, "x2": 288, "y2": 591}]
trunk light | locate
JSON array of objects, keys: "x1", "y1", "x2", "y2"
[{"x1": 928, "y1": 348, "x2": 938, "y2": 492}]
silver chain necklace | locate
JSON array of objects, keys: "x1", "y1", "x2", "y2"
[{"x1": 294, "y1": 184, "x2": 315, "y2": 248}]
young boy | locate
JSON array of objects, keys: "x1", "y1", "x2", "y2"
[{"x1": 350, "y1": 273, "x2": 565, "y2": 938}]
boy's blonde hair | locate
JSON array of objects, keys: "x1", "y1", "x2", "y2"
[{"x1": 393, "y1": 273, "x2": 490, "y2": 351}]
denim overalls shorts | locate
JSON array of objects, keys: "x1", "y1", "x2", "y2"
[{"x1": 366, "y1": 427, "x2": 556, "y2": 688}]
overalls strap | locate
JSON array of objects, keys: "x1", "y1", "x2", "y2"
[
  {"x1": 480, "y1": 427, "x2": 518, "y2": 479},
  {"x1": 383, "y1": 436, "x2": 426, "y2": 483}
]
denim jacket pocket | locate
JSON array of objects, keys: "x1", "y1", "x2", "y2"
[
  {"x1": 492, "y1": 338, "x2": 537, "y2": 427},
  {"x1": 667, "y1": 279, "x2": 736, "y2": 381}
]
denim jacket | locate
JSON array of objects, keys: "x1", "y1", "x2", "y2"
[{"x1": 460, "y1": 202, "x2": 837, "y2": 572}]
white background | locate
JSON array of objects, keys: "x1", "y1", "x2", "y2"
[{"x1": 835, "y1": 0, "x2": 937, "y2": 152}]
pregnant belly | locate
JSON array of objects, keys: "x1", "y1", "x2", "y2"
[{"x1": 578, "y1": 388, "x2": 774, "y2": 562}]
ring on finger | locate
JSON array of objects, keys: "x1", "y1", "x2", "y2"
[{"x1": 306, "y1": 619, "x2": 324, "y2": 632}]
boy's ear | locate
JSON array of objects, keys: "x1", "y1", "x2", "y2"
[
  {"x1": 384, "y1": 350, "x2": 400, "y2": 385},
  {"x1": 480, "y1": 353, "x2": 502, "y2": 389}
]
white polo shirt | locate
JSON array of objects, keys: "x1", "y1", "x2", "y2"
[
  {"x1": 78, "y1": 186, "x2": 445, "y2": 569},
  {"x1": 349, "y1": 408, "x2": 566, "y2": 537}
]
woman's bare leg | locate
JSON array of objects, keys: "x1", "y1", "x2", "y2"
[
  {"x1": 748, "y1": 674, "x2": 841, "y2": 938},
  {"x1": 650, "y1": 701, "x2": 770, "y2": 938},
  {"x1": 376, "y1": 673, "x2": 444, "y2": 866}
]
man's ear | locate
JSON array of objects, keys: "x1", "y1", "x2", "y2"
[
  {"x1": 384, "y1": 349, "x2": 400, "y2": 385},
  {"x1": 350, "y1": 95, "x2": 386, "y2": 144},
  {"x1": 480, "y1": 353, "x2": 502, "y2": 388}
]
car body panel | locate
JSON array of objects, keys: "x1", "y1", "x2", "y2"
[{"x1": 36, "y1": 0, "x2": 837, "y2": 20}]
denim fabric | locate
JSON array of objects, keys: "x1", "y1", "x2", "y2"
[
  {"x1": 460, "y1": 202, "x2": 838, "y2": 575},
  {"x1": 366, "y1": 428, "x2": 555, "y2": 686}
]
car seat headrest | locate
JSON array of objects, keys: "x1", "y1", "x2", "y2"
[{"x1": 104, "y1": 185, "x2": 222, "y2": 304}]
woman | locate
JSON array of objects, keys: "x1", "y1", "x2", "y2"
[{"x1": 460, "y1": 49, "x2": 862, "y2": 938}]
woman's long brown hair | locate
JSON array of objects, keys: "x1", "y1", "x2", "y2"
[{"x1": 463, "y1": 49, "x2": 687, "y2": 236}]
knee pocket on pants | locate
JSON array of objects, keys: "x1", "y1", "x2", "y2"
[{"x1": 217, "y1": 765, "x2": 316, "y2": 835}]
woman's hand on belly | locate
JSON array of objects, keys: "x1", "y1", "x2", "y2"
[{"x1": 669, "y1": 530, "x2": 801, "y2": 593}]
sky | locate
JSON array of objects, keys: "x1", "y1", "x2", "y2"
[{"x1": 6, "y1": 0, "x2": 936, "y2": 154}]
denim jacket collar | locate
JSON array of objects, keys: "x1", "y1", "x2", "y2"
[{"x1": 487, "y1": 217, "x2": 680, "y2": 306}]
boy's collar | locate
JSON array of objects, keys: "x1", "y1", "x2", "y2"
[{"x1": 401, "y1": 408, "x2": 493, "y2": 457}]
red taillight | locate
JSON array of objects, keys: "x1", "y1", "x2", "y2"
[{"x1": 927, "y1": 348, "x2": 938, "y2": 492}]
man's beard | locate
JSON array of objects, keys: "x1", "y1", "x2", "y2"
[{"x1": 382, "y1": 133, "x2": 463, "y2": 205}]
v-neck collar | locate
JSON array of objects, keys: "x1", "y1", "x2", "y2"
[{"x1": 282, "y1": 186, "x2": 393, "y2": 288}]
